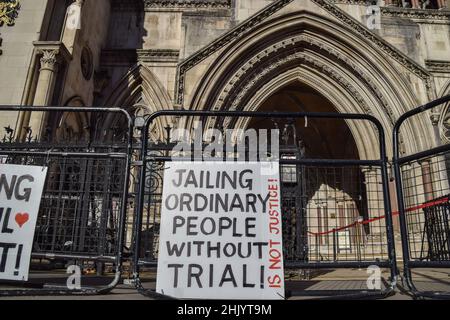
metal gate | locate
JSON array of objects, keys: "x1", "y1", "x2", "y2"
[
  {"x1": 393, "y1": 94, "x2": 450, "y2": 299},
  {"x1": 132, "y1": 110, "x2": 398, "y2": 299},
  {"x1": 0, "y1": 106, "x2": 133, "y2": 296}
]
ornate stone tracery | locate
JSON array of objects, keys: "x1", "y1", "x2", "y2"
[
  {"x1": 436, "y1": 81, "x2": 450, "y2": 142},
  {"x1": 144, "y1": 0, "x2": 231, "y2": 9},
  {"x1": 328, "y1": 0, "x2": 449, "y2": 10},
  {"x1": 179, "y1": 6, "x2": 438, "y2": 157},
  {"x1": 0, "y1": 0, "x2": 20, "y2": 26},
  {"x1": 101, "y1": 63, "x2": 174, "y2": 142},
  {"x1": 381, "y1": 6, "x2": 450, "y2": 20},
  {"x1": 210, "y1": 33, "x2": 396, "y2": 125},
  {"x1": 176, "y1": 0, "x2": 295, "y2": 104},
  {"x1": 310, "y1": 0, "x2": 431, "y2": 81},
  {"x1": 38, "y1": 49, "x2": 60, "y2": 71}
]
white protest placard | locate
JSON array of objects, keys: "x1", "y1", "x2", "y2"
[
  {"x1": 156, "y1": 161, "x2": 284, "y2": 299},
  {"x1": 0, "y1": 164, "x2": 47, "y2": 281}
]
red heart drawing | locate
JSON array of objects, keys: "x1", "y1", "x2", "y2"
[{"x1": 15, "y1": 213, "x2": 29, "y2": 228}]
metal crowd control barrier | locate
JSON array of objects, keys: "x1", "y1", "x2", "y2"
[
  {"x1": 133, "y1": 110, "x2": 398, "y2": 299},
  {"x1": 393, "y1": 94, "x2": 450, "y2": 299},
  {"x1": 0, "y1": 106, "x2": 133, "y2": 296}
]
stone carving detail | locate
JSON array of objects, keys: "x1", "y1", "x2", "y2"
[
  {"x1": 81, "y1": 46, "x2": 93, "y2": 80},
  {"x1": 310, "y1": 0, "x2": 430, "y2": 80},
  {"x1": 216, "y1": 50, "x2": 371, "y2": 130},
  {"x1": 38, "y1": 49, "x2": 59, "y2": 71},
  {"x1": 144, "y1": 0, "x2": 231, "y2": 8},
  {"x1": 176, "y1": 0, "x2": 294, "y2": 104},
  {"x1": 329, "y1": 0, "x2": 449, "y2": 11},
  {"x1": 0, "y1": 0, "x2": 20, "y2": 26},
  {"x1": 176, "y1": 0, "x2": 432, "y2": 105},
  {"x1": 210, "y1": 34, "x2": 395, "y2": 128},
  {"x1": 101, "y1": 49, "x2": 180, "y2": 65},
  {"x1": 439, "y1": 107, "x2": 450, "y2": 142},
  {"x1": 328, "y1": 0, "x2": 370, "y2": 3},
  {"x1": 137, "y1": 49, "x2": 179, "y2": 63},
  {"x1": 381, "y1": 6, "x2": 450, "y2": 20}
]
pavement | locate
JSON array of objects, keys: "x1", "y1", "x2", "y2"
[{"x1": 0, "y1": 267, "x2": 448, "y2": 300}]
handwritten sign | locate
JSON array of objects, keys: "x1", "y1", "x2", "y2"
[
  {"x1": 156, "y1": 161, "x2": 284, "y2": 299},
  {"x1": 0, "y1": 164, "x2": 47, "y2": 281}
]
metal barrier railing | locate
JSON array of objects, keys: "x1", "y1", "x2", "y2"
[
  {"x1": 0, "y1": 106, "x2": 133, "y2": 296},
  {"x1": 132, "y1": 110, "x2": 398, "y2": 299},
  {"x1": 393, "y1": 94, "x2": 450, "y2": 299}
]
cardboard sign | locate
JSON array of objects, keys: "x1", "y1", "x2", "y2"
[
  {"x1": 0, "y1": 164, "x2": 47, "y2": 281},
  {"x1": 156, "y1": 161, "x2": 284, "y2": 299}
]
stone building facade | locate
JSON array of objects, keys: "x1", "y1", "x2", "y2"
[
  {"x1": 0, "y1": 0, "x2": 450, "y2": 256},
  {"x1": 0, "y1": 0, "x2": 449, "y2": 153}
]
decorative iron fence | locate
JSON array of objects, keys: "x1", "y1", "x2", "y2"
[
  {"x1": 393, "y1": 94, "x2": 450, "y2": 299},
  {"x1": 0, "y1": 106, "x2": 133, "y2": 296}
]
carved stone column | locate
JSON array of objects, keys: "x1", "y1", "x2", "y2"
[
  {"x1": 35, "y1": 49, "x2": 59, "y2": 104},
  {"x1": 27, "y1": 49, "x2": 60, "y2": 138}
]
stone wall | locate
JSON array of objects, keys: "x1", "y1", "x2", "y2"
[
  {"x1": 0, "y1": 0, "x2": 49, "y2": 127},
  {"x1": 97, "y1": 0, "x2": 450, "y2": 108},
  {"x1": 60, "y1": 0, "x2": 111, "y2": 106}
]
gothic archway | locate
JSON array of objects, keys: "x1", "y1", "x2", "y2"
[
  {"x1": 101, "y1": 63, "x2": 174, "y2": 142},
  {"x1": 184, "y1": 11, "x2": 432, "y2": 157}
]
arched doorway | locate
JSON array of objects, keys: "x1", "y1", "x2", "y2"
[
  {"x1": 99, "y1": 64, "x2": 177, "y2": 250},
  {"x1": 184, "y1": 11, "x2": 432, "y2": 158},
  {"x1": 240, "y1": 82, "x2": 380, "y2": 263}
]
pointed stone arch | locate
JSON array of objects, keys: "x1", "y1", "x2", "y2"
[
  {"x1": 103, "y1": 63, "x2": 172, "y2": 110},
  {"x1": 183, "y1": 11, "x2": 432, "y2": 157},
  {"x1": 101, "y1": 63, "x2": 174, "y2": 141}
]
